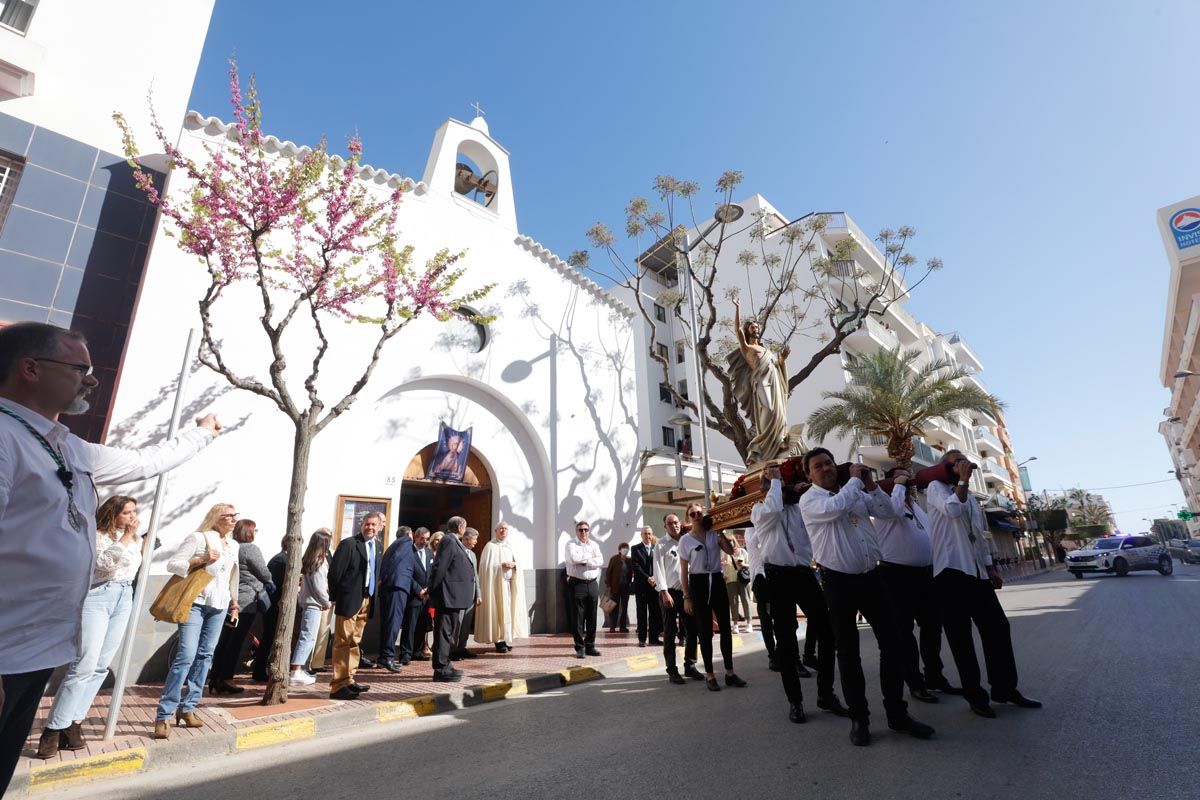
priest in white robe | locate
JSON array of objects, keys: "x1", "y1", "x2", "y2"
[{"x1": 474, "y1": 522, "x2": 529, "y2": 652}]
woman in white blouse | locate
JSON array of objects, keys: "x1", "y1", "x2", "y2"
[
  {"x1": 153, "y1": 503, "x2": 240, "y2": 740},
  {"x1": 679, "y1": 504, "x2": 747, "y2": 692},
  {"x1": 34, "y1": 496, "x2": 141, "y2": 758}
]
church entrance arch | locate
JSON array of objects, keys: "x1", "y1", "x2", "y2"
[{"x1": 401, "y1": 443, "x2": 493, "y2": 556}]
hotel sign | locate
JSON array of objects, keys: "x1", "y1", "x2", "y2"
[{"x1": 1170, "y1": 208, "x2": 1200, "y2": 251}]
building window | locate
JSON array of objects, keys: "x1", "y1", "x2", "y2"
[
  {"x1": 659, "y1": 382, "x2": 671, "y2": 404},
  {"x1": 661, "y1": 427, "x2": 676, "y2": 448},
  {"x1": 677, "y1": 379, "x2": 688, "y2": 400},
  {"x1": 0, "y1": 153, "x2": 24, "y2": 235},
  {"x1": 0, "y1": 0, "x2": 38, "y2": 34},
  {"x1": 675, "y1": 342, "x2": 685, "y2": 364},
  {"x1": 653, "y1": 303, "x2": 666, "y2": 323},
  {"x1": 656, "y1": 343, "x2": 669, "y2": 360}
]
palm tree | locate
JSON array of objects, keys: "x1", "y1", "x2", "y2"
[{"x1": 805, "y1": 346, "x2": 1002, "y2": 469}]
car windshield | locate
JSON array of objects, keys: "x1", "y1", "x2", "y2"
[{"x1": 1088, "y1": 539, "x2": 1122, "y2": 550}]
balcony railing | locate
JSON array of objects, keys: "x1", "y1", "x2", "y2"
[
  {"x1": 865, "y1": 434, "x2": 937, "y2": 466},
  {"x1": 974, "y1": 428, "x2": 1004, "y2": 453}
]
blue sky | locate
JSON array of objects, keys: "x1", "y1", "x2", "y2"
[{"x1": 189, "y1": 0, "x2": 1199, "y2": 534}]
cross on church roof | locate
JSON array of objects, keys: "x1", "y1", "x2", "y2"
[{"x1": 471, "y1": 101, "x2": 485, "y2": 119}]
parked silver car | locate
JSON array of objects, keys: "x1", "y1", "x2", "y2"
[{"x1": 1066, "y1": 535, "x2": 1173, "y2": 578}]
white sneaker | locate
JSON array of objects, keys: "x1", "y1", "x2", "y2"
[{"x1": 290, "y1": 671, "x2": 316, "y2": 685}]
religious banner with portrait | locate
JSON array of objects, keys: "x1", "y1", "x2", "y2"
[
  {"x1": 334, "y1": 495, "x2": 392, "y2": 547},
  {"x1": 426, "y1": 422, "x2": 473, "y2": 483}
]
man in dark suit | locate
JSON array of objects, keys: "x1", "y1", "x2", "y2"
[
  {"x1": 327, "y1": 513, "x2": 383, "y2": 700},
  {"x1": 377, "y1": 525, "x2": 416, "y2": 672},
  {"x1": 631, "y1": 526, "x2": 662, "y2": 647},
  {"x1": 400, "y1": 527, "x2": 434, "y2": 665},
  {"x1": 426, "y1": 516, "x2": 476, "y2": 681}
]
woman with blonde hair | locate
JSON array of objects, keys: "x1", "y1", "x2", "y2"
[
  {"x1": 35, "y1": 496, "x2": 141, "y2": 758},
  {"x1": 153, "y1": 503, "x2": 240, "y2": 739},
  {"x1": 291, "y1": 529, "x2": 333, "y2": 685}
]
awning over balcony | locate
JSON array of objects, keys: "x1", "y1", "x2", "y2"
[{"x1": 986, "y1": 511, "x2": 1022, "y2": 536}]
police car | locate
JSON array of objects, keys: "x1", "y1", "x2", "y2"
[{"x1": 1065, "y1": 534, "x2": 1173, "y2": 579}]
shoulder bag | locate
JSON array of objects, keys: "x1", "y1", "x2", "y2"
[{"x1": 150, "y1": 533, "x2": 215, "y2": 624}]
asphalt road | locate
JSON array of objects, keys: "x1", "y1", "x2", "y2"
[{"x1": 51, "y1": 567, "x2": 1200, "y2": 800}]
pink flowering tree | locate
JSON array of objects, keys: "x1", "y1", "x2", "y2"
[{"x1": 116, "y1": 63, "x2": 491, "y2": 704}]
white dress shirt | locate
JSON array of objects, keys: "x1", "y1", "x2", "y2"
[
  {"x1": 564, "y1": 537, "x2": 603, "y2": 580},
  {"x1": 652, "y1": 535, "x2": 684, "y2": 591},
  {"x1": 925, "y1": 480, "x2": 992, "y2": 578},
  {"x1": 166, "y1": 531, "x2": 240, "y2": 610},
  {"x1": 799, "y1": 477, "x2": 896, "y2": 574},
  {"x1": 748, "y1": 479, "x2": 813, "y2": 568},
  {"x1": 678, "y1": 531, "x2": 722, "y2": 575},
  {"x1": 92, "y1": 531, "x2": 142, "y2": 584},
  {"x1": 0, "y1": 399, "x2": 214, "y2": 674},
  {"x1": 874, "y1": 485, "x2": 934, "y2": 567}
]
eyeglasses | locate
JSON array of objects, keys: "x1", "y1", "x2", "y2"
[
  {"x1": 34, "y1": 358, "x2": 94, "y2": 377},
  {"x1": 576, "y1": 527, "x2": 590, "y2": 533},
  {"x1": 688, "y1": 510, "x2": 703, "y2": 517}
]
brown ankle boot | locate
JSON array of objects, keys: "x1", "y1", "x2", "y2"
[
  {"x1": 175, "y1": 710, "x2": 204, "y2": 728},
  {"x1": 153, "y1": 720, "x2": 170, "y2": 740},
  {"x1": 62, "y1": 721, "x2": 86, "y2": 751},
  {"x1": 34, "y1": 727, "x2": 63, "y2": 759}
]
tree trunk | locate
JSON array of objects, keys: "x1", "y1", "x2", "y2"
[
  {"x1": 262, "y1": 420, "x2": 315, "y2": 705},
  {"x1": 886, "y1": 434, "x2": 915, "y2": 471}
]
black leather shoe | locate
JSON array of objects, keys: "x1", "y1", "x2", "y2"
[
  {"x1": 802, "y1": 653, "x2": 819, "y2": 670},
  {"x1": 683, "y1": 666, "x2": 705, "y2": 681},
  {"x1": 495, "y1": 643, "x2": 509, "y2": 653},
  {"x1": 574, "y1": 649, "x2": 585, "y2": 658},
  {"x1": 433, "y1": 670, "x2": 462, "y2": 682},
  {"x1": 849, "y1": 719, "x2": 871, "y2": 746},
  {"x1": 910, "y1": 687, "x2": 939, "y2": 703},
  {"x1": 725, "y1": 674, "x2": 747, "y2": 688},
  {"x1": 349, "y1": 682, "x2": 370, "y2": 693},
  {"x1": 648, "y1": 638, "x2": 663, "y2": 646},
  {"x1": 667, "y1": 671, "x2": 686, "y2": 685},
  {"x1": 888, "y1": 715, "x2": 935, "y2": 739},
  {"x1": 456, "y1": 650, "x2": 479, "y2": 659},
  {"x1": 330, "y1": 687, "x2": 358, "y2": 700},
  {"x1": 585, "y1": 647, "x2": 602, "y2": 657},
  {"x1": 449, "y1": 654, "x2": 461, "y2": 662},
  {"x1": 379, "y1": 659, "x2": 401, "y2": 673},
  {"x1": 411, "y1": 653, "x2": 431, "y2": 662},
  {"x1": 788, "y1": 703, "x2": 807, "y2": 724},
  {"x1": 970, "y1": 701, "x2": 997, "y2": 718},
  {"x1": 637, "y1": 640, "x2": 646, "y2": 647},
  {"x1": 358, "y1": 657, "x2": 376, "y2": 669},
  {"x1": 796, "y1": 661, "x2": 812, "y2": 678},
  {"x1": 768, "y1": 657, "x2": 780, "y2": 672},
  {"x1": 817, "y1": 695, "x2": 851, "y2": 717},
  {"x1": 928, "y1": 677, "x2": 962, "y2": 695},
  {"x1": 399, "y1": 657, "x2": 411, "y2": 666},
  {"x1": 705, "y1": 677, "x2": 721, "y2": 692},
  {"x1": 992, "y1": 690, "x2": 1042, "y2": 708}
]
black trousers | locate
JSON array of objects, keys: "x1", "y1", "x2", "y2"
[
  {"x1": 689, "y1": 573, "x2": 733, "y2": 673},
  {"x1": 454, "y1": 605, "x2": 476, "y2": 652},
  {"x1": 819, "y1": 566, "x2": 907, "y2": 722},
  {"x1": 432, "y1": 606, "x2": 463, "y2": 673},
  {"x1": 569, "y1": 578, "x2": 598, "y2": 650},
  {"x1": 660, "y1": 588, "x2": 697, "y2": 672},
  {"x1": 764, "y1": 564, "x2": 836, "y2": 705},
  {"x1": 635, "y1": 587, "x2": 662, "y2": 642},
  {"x1": 252, "y1": 605, "x2": 280, "y2": 679},
  {"x1": 1, "y1": 668, "x2": 53, "y2": 794},
  {"x1": 935, "y1": 568, "x2": 1018, "y2": 706},
  {"x1": 399, "y1": 599, "x2": 428, "y2": 660},
  {"x1": 210, "y1": 611, "x2": 256, "y2": 683},
  {"x1": 751, "y1": 574, "x2": 776, "y2": 659},
  {"x1": 878, "y1": 562, "x2": 948, "y2": 691},
  {"x1": 378, "y1": 587, "x2": 409, "y2": 662}
]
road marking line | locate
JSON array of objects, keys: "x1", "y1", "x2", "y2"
[
  {"x1": 731, "y1": 635, "x2": 744, "y2": 650},
  {"x1": 624, "y1": 654, "x2": 659, "y2": 671},
  {"x1": 377, "y1": 694, "x2": 438, "y2": 722},
  {"x1": 235, "y1": 718, "x2": 316, "y2": 750},
  {"x1": 481, "y1": 678, "x2": 529, "y2": 701},
  {"x1": 29, "y1": 747, "x2": 147, "y2": 790}
]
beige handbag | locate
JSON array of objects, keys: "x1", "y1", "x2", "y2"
[{"x1": 149, "y1": 533, "x2": 215, "y2": 623}]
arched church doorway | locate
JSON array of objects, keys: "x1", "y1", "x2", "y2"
[{"x1": 400, "y1": 442, "x2": 493, "y2": 558}]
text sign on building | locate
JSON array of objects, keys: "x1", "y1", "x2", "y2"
[{"x1": 1170, "y1": 208, "x2": 1200, "y2": 251}]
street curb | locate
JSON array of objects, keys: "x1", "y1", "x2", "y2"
[{"x1": 10, "y1": 635, "x2": 765, "y2": 796}]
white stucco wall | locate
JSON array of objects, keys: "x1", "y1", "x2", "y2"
[{"x1": 106, "y1": 114, "x2": 643, "y2": 582}]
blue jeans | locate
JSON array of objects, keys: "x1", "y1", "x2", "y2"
[
  {"x1": 291, "y1": 606, "x2": 322, "y2": 666},
  {"x1": 45, "y1": 581, "x2": 133, "y2": 729},
  {"x1": 156, "y1": 604, "x2": 224, "y2": 720}
]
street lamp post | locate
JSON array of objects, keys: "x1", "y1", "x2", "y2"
[{"x1": 676, "y1": 203, "x2": 744, "y2": 504}]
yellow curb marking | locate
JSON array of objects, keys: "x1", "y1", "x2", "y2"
[
  {"x1": 29, "y1": 747, "x2": 147, "y2": 790},
  {"x1": 377, "y1": 694, "x2": 438, "y2": 722},
  {"x1": 625, "y1": 654, "x2": 659, "y2": 672},
  {"x1": 235, "y1": 718, "x2": 316, "y2": 750},
  {"x1": 480, "y1": 678, "x2": 529, "y2": 702},
  {"x1": 559, "y1": 666, "x2": 601, "y2": 685}
]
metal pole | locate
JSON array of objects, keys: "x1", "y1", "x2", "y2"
[
  {"x1": 680, "y1": 243, "x2": 713, "y2": 503},
  {"x1": 104, "y1": 329, "x2": 196, "y2": 740}
]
